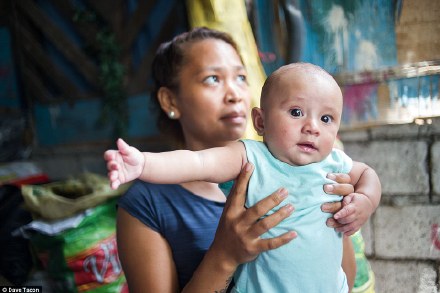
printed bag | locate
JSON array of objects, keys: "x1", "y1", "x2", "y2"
[{"x1": 30, "y1": 198, "x2": 128, "y2": 293}]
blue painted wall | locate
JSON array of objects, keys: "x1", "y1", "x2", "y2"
[
  {"x1": 26, "y1": 0, "x2": 186, "y2": 146},
  {"x1": 0, "y1": 27, "x2": 20, "y2": 109},
  {"x1": 254, "y1": 0, "x2": 398, "y2": 75}
]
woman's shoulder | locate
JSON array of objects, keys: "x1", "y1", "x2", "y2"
[
  {"x1": 117, "y1": 180, "x2": 224, "y2": 233},
  {"x1": 117, "y1": 181, "x2": 190, "y2": 231},
  {"x1": 119, "y1": 180, "x2": 185, "y2": 205},
  {"x1": 118, "y1": 180, "x2": 222, "y2": 213}
]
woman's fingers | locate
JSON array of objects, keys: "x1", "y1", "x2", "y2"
[
  {"x1": 324, "y1": 173, "x2": 354, "y2": 196},
  {"x1": 249, "y1": 203, "x2": 294, "y2": 238},
  {"x1": 326, "y1": 217, "x2": 343, "y2": 229},
  {"x1": 256, "y1": 231, "x2": 297, "y2": 251},
  {"x1": 225, "y1": 163, "x2": 254, "y2": 212},
  {"x1": 321, "y1": 201, "x2": 343, "y2": 214},
  {"x1": 327, "y1": 173, "x2": 351, "y2": 183},
  {"x1": 324, "y1": 183, "x2": 354, "y2": 196},
  {"x1": 243, "y1": 188, "x2": 289, "y2": 226}
]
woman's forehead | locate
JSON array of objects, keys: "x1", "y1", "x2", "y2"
[{"x1": 184, "y1": 39, "x2": 241, "y2": 66}]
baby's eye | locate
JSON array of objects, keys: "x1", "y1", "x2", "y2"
[
  {"x1": 321, "y1": 115, "x2": 333, "y2": 124},
  {"x1": 290, "y1": 108, "x2": 303, "y2": 117},
  {"x1": 204, "y1": 76, "x2": 219, "y2": 84}
]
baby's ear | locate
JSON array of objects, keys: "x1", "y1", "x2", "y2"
[{"x1": 251, "y1": 107, "x2": 265, "y2": 136}]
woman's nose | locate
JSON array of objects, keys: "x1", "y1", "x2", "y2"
[{"x1": 225, "y1": 85, "x2": 242, "y2": 103}]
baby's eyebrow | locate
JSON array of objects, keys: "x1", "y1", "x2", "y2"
[{"x1": 280, "y1": 96, "x2": 306, "y2": 106}]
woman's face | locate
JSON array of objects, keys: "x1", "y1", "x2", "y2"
[{"x1": 174, "y1": 39, "x2": 251, "y2": 150}]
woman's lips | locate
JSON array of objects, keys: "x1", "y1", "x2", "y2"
[{"x1": 221, "y1": 112, "x2": 246, "y2": 124}]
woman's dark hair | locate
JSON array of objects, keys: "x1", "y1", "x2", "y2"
[{"x1": 151, "y1": 27, "x2": 241, "y2": 147}]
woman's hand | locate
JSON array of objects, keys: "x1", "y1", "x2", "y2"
[
  {"x1": 212, "y1": 162, "x2": 297, "y2": 269},
  {"x1": 321, "y1": 173, "x2": 356, "y2": 233},
  {"x1": 185, "y1": 163, "x2": 296, "y2": 292},
  {"x1": 322, "y1": 173, "x2": 376, "y2": 236}
]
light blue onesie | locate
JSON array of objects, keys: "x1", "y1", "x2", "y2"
[{"x1": 222, "y1": 139, "x2": 352, "y2": 293}]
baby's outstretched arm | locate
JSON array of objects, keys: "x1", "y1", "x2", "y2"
[
  {"x1": 104, "y1": 138, "x2": 247, "y2": 189},
  {"x1": 104, "y1": 138, "x2": 145, "y2": 189}
]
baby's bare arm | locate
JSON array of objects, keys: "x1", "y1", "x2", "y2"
[
  {"x1": 141, "y1": 141, "x2": 246, "y2": 184},
  {"x1": 349, "y1": 162, "x2": 381, "y2": 211}
]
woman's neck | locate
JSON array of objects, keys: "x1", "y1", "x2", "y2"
[{"x1": 180, "y1": 181, "x2": 226, "y2": 203}]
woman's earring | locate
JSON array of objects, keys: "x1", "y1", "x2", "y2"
[{"x1": 168, "y1": 110, "x2": 176, "y2": 119}]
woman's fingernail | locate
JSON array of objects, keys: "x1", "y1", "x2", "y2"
[
  {"x1": 284, "y1": 204, "x2": 294, "y2": 212},
  {"x1": 324, "y1": 184, "x2": 334, "y2": 192},
  {"x1": 245, "y1": 162, "x2": 253, "y2": 172},
  {"x1": 287, "y1": 231, "x2": 297, "y2": 239},
  {"x1": 279, "y1": 188, "x2": 288, "y2": 199},
  {"x1": 327, "y1": 173, "x2": 336, "y2": 180}
]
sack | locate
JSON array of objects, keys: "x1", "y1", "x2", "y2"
[
  {"x1": 21, "y1": 173, "x2": 129, "y2": 220},
  {"x1": 29, "y1": 198, "x2": 128, "y2": 293}
]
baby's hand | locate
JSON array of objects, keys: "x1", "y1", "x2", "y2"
[
  {"x1": 104, "y1": 138, "x2": 145, "y2": 189},
  {"x1": 329, "y1": 193, "x2": 375, "y2": 236}
]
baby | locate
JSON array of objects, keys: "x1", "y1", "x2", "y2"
[{"x1": 105, "y1": 63, "x2": 380, "y2": 292}]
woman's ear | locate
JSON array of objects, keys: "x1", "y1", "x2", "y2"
[
  {"x1": 251, "y1": 107, "x2": 265, "y2": 136},
  {"x1": 157, "y1": 87, "x2": 181, "y2": 119}
]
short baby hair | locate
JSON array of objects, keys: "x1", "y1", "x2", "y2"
[{"x1": 260, "y1": 63, "x2": 337, "y2": 109}]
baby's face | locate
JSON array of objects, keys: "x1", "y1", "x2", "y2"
[{"x1": 260, "y1": 69, "x2": 343, "y2": 166}]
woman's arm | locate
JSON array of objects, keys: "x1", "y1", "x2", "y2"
[
  {"x1": 342, "y1": 236, "x2": 356, "y2": 292},
  {"x1": 117, "y1": 208, "x2": 179, "y2": 292},
  {"x1": 183, "y1": 163, "x2": 297, "y2": 292}
]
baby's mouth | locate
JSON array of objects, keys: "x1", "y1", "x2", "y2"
[{"x1": 297, "y1": 143, "x2": 318, "y2": 152}]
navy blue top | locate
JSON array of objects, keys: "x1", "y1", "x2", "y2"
[{"x1": 118, "y1": 180, "x2": 225, "y2": 288}]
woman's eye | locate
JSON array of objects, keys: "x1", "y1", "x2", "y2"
[
  {"x1": 321, "y1": 115, "x2": 333, "y2": 124},
  {"x1": 290, "y1": 108, "x2": 303, "y2": 117},
  {"x1": 205, "y1": 76, "x2": 219, "y2": 84},
  {"x1": 237, "y1": 74, "x2": 247, "y2": 84}
]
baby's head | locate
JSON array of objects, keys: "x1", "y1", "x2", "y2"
[{"x1": 252, "y1": 63, "x2": 343, "y2": 166}]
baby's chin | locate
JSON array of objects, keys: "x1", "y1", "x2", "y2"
[{"x1": 283, "y1": 154, "x2": 326, "y2": 166}]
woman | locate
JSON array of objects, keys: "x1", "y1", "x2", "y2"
[{"x1": 116, "y1": 27, "x2": 371, "y2": 292}]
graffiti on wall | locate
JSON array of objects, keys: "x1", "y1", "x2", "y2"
[{"x1": 300, "y1": 0, "x2": 398, "y2": 74}]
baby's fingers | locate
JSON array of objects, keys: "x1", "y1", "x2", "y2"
[
  {"x1": 110, "y1": 180, "x2": 121, "y2": 190},
  {"x1": 108, "y1": 170, "x2": 121, "y2": 190},
  {"x1": 117, "y1": 138, "x2": 131, "y2": 155},
  {"x1": 103, "y1": 149, "x2": 117, "y2": 161},
  {"x1": 106, "y1": 160, "x2": 120, "y2": 172},
  {"x1": 334, "y1": 203, "x2": 355, "y2": 222}
]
